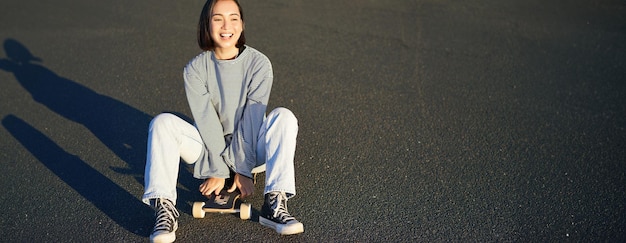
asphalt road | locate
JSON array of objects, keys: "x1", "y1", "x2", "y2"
[{"x1": 1, "y1": 0, "x2": 625, "y2": 241}]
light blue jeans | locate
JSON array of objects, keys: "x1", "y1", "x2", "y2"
[{"x1": 142, "y1": 108, "x2": 298, "y2": 205}]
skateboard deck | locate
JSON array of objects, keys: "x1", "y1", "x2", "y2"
[
  {"x1": 193, "y1": 166, "x2": 265, "y2": 220},
  {"x1": 192, "y1": 189, "x2": 252, "y2": 220}
]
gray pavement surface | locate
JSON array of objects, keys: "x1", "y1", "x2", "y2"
[{"x1": 1, "y1": 0, "x2": 625, "y2": 241}]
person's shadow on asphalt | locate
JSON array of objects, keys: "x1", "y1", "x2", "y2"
[
  {"x1": 2, "y1": 114, "x2": 154, "y2": 236},
  {"x1": 0, "y1": 38, "x2": 152, "y2": 179},
  {"x1": 0, "y1": 38, "x2": 201, "y2": 236}
]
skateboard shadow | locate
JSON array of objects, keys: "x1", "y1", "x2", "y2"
[{"x1": 2, "y1": 115, "x2": 153, "y2": 236}]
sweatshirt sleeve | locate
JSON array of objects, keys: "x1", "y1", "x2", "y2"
[
  {"x1": 183, "y1": 57, "x2": 231, "y2": 179},
  {"x1": 231, "y1": 57, "x2": 273, "y2": 178}
]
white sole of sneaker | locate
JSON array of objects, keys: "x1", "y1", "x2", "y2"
[
  {"x1": 150, "y1": 222, "x2": 177, "y2": 243},
  {"x1": 150, "y1": 231, "x2": 175, "y2": 243},
  {"x1": 259, "y1": 217, "x2": 304, "y2": 235}
]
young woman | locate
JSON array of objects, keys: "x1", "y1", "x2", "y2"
[{"x1": 142, "y1": 0, "x2": 304, "y2": 242}]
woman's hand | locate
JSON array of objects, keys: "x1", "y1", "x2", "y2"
[
  {"x1": 228, "y1": 173, "x2": 254, "y2": 198},
  {"x1": 199, "y1": 177, "x2": 226, "y2": 196}
]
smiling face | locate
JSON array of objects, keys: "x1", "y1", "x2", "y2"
[{"x1": 209, "y1": 0, "x2": 243, "y2": 54}]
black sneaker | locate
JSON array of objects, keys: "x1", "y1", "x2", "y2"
[
  {"x1": 150, "y1": 198, "x2": 180, "y2": 243},
  {"x1": 259, "y1": 192, "x2": 304, "y2": 235}
]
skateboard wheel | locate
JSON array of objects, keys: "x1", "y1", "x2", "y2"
[
  {"x1": 239, "y1": 203, "x2": 251, "y2": 220},
  {"x1": 192, "y1": 202, "x2": 206, "y2": 218}
]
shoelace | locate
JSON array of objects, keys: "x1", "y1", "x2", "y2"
[
  {"x1": 270, "y1": 192, "x2": 296, "y2": 223},
  {"x1": 153, "y1": 198, "x2": 180, "y2": 232}
]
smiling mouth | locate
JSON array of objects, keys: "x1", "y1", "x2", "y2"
[{"x1": 220, "y1": 33, "x2": 233, "y2": 38}]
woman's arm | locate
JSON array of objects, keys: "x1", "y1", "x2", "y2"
[
  {"x1": 231, "y1": 57, "x2": 273, "y2": 179},
  {"x1": 183, "y1": 57, "x2": 231, "y2": 179}
]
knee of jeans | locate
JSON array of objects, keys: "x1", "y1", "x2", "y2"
[
  {"x1": 149, "y1": 113, "x2": 178, "y2": 131},
  {"x1": 269, "y1": 107, "x2": 298, "y2": 127}
]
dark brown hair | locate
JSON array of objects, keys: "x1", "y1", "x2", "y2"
[{"x1": 197, "y1": 0, "x2": 246, "y2": 51}]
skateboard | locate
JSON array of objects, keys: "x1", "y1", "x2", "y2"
[
  {"x1": 192, "y1": 189, "x2": 252, "y2": 220},
  {"x1": 192, "y1": 164, "x2": 265, "y2": 220}
]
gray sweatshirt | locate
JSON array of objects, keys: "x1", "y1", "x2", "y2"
[{"x1": 183, "y1": 46, "x2": 273, "y2": 179}]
